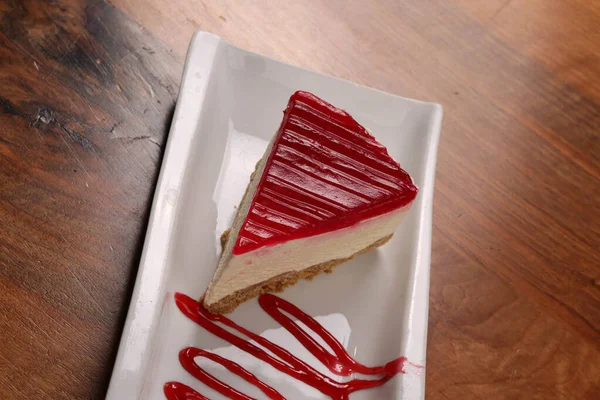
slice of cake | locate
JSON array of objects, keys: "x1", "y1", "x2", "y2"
[{"x1": 203, "y1": 91, "x2": 418, "y2": 314}]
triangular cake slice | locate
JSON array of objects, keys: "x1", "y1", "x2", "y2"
[{"x1": 204, "y1": 91, "x2": 418, "y2": 314}]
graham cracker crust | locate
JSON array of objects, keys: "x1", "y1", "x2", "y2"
[{"x1": 204, "y1": 233, "x2": 393, "y2": 314}]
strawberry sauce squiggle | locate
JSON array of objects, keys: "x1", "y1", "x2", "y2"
[{"x1": 164, "y1": 293, "x2": 413, "y2": 399}]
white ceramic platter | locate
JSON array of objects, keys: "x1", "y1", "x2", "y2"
[{"x1": 106, "y1": 32, "x2": 443, "y2": 400}]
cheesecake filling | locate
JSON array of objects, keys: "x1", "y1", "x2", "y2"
[
  {"x1": 205, "y1": 205, "x2": 409, "y2": 305},
  {"x1": 203, "y1": 91, "x2": 419, "y2": 311}
]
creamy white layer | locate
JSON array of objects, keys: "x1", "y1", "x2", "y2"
[{"x1": 204, "y1": 206, "x2": 408, "y2": 306}]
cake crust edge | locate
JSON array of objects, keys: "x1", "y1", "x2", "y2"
[{"x1": 204, "y1": 233, "x2": 393, "y2": 314}]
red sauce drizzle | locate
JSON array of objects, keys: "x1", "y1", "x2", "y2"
[
  {"x1": 232, "y1": 91, "x2": 418, "y2": 255},
  {"x1": 164, "y1": 293, "x2": 413, "y2": 399}
]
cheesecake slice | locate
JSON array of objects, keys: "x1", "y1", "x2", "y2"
[{"x1": 203, "y1": 91, "x2": 418, "y2": 314}]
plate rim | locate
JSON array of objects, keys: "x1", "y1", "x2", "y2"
[{"x1": 105, "y1": 31, "x2": 443, "y2": 399}]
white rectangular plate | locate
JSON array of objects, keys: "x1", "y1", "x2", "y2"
[{"x1": 106, "y1": 32, "x2": 443, "y2": 400}]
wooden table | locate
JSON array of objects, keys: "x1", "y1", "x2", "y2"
[{"x1": 1, "y1": 0, "x2": 598, "y2": 398}]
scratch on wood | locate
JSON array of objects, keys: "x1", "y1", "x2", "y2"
[
  {"x1": 490, "y1": 0, "x2": 513, "y2": 21},
  {"x1": 117, "y1": 140, "x2": 149, "y2": 176},
  {"x1": 0, "y1": 357, "x2": 22, "y2": 394},
  {"x1": 66, "y1": 267, "x2": 104, "y2": 315},
  {"x1": 109, "y1": 121, "x2": 120, "y2": 135},
  {"x1": 21, "y1": 141, "x2": 35, "y2": 157},
  {"x1": 57, "y1": 121, "x2": 94, "y2": 151},
  {"x1": 56, "y1": 34, "x2": 82, "y2": 65},
  {"x1": 57, "y1": 231, "x2": 104, "y2": 314},
  {"x1": 22, "y1": 313, "x2": 52, "y2": 342},
  {"x1": 145, "y1": 90, "x2": 166, "y2": 120},
  {"x1": 130, "y1": 102, "x2": 164, "y2": 137},
  {"x1": 86, "y1": 101, "x2": 102, "y2": 122},
  {"x1": 115, "y1": 134, "x2": 161, "y2": 147},
  {"x1": 58, "y1": 131, "x2": 92, "y2": 181}
]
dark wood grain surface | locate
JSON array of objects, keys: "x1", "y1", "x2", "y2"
[{"x1": 1, "y1": 0, "x2": 599, "y2": 399}]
